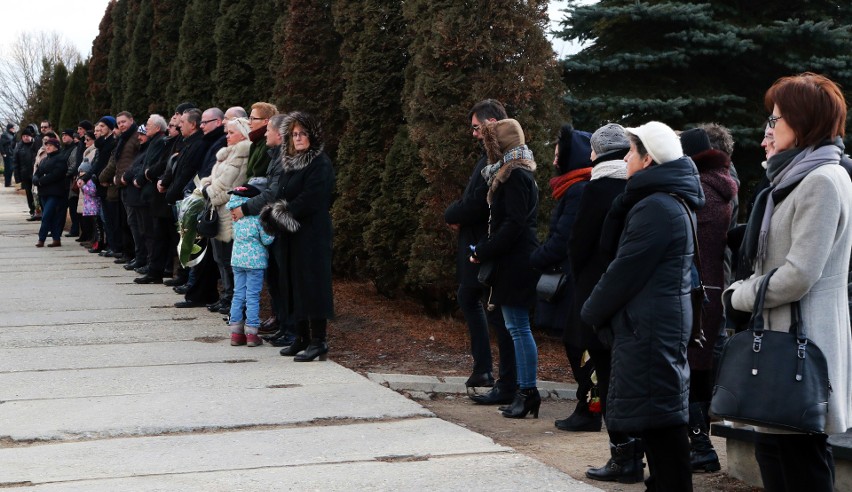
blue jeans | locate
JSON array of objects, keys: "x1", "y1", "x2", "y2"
[
  {"x1": 502, "y1": 305, "x2": 537, "y2": 389},
  {"x1": 230, "y1": 267, "x2": 264, "y2": 330},
  {"x1": 38, "y1": 195, "x2": 65, "y2": 242}
]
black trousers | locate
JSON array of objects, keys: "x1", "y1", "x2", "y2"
[
  {"x1": 642, "y1": 424, "x2": 693, "y2": 492},
  {"x1": 456, "y1": 283, "x2": 516, "y2": 388},
  {"x1": 148, "y1": 212, "x2": 175, "y2": 277},
  {"x1": 755, "y1": 433, "x2": 834, "y2": 492},
  {"x1": 67, "y1": 194, "x2": 80, "y2": 235},
  {"x1": 183, "y1": 251, "x2": 219, "y2": 304}
]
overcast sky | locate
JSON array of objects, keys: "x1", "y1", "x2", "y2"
[{"x1": 0, "y1": 0, "x2": 580, "y2": 60}]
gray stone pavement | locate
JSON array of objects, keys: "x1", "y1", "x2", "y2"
[{"x1": 0, "y1": 186, "x2": 600, "y2": 491}]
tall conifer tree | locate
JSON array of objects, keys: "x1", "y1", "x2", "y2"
[
  {"x1": 213, "y1": 0, "x2": 255, "y2": 106},
  {"x1": 48, "y1": 62, "x2": 68, "y2": 128},
  {"x1": 147, "y1": 0, "x2": 187, "y2": 113},
  {"x1": 400, "y1": 0, "x2": 563, "y2": 303},
  {"x1": 274, "y1": 0, "x2": 345, "y2": 159},
  {"x1": 330, "y1": 0, "x2": 408, "y2": 278},
  {"x1": 168, "y1": 0, "x2": 219, "y2": 109},
  {"x1": 60, "y1": 61, "x2": 91, "y2": 129},
  {"x1": 106, "y1": 0, "x2": 134, "y2": 112},
  {"x1": 88, "y1": 0, "x2": 117, "y2": 116},
  {"x1": 123, "y1": 0, "x2": 154, "y2": 117}
]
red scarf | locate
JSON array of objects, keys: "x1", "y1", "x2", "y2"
[{"x1": 550, "y1": 167, "x2": 592, "y2": 200}]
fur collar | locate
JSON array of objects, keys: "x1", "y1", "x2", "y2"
[
  {"x1": 486, "y1": 156, "x2": 537, "y2": 205},
  {"x1": 216, "y1": 139, "x2": 250, "y2": 162},
  {"x1": 281, "y1": 147, "x2": 322, "y2": 173}
]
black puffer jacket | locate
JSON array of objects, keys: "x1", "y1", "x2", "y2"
[
  {"x1": 32, "y1": 150, "x2": 68, "y2": 198},
  {"x1": 14, "y1": 140, "x2": 37, "y2": 185},
  {"x1": 582, "y1": 156, "x2": 704, "y2": 432}
]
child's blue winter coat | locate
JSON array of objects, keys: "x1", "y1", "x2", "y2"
[{"x1": 227, "y1": 194, "x2": 275, "y2": 269}]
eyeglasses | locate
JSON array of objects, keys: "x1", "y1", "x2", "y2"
[
  {"x1": 168, "y1": 124, "x2": 179, "y2": 129},
  {"x1": 767, "y1": 115, "x2": 783, "y2": 129},
  {"x1": 249, "y1": 116, "x2": 267, "y2": 122},
  {"x1": 471, "y1": 124, "x2": 481, "y2": 132},
  {"x1": 292, "y1": 131, "x2": 308, "y2": 139},
  {"x1": 40, "y1": 126, "x2": 48, "y2": 130},
  {"x1": 200, "y1": 119, "x2": 220, "y2": 126}
]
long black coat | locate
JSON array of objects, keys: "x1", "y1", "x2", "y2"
[
  {"x1": 122, "y1": 141, "x2": 149, "y2": 208},
  {"x1": 92, "y1": 134, "x2": 116, "y2": 199},
  {"x1": 474, "y1": 167, "x2": 539, "y2": 307},
  {"x1": 163, "y1": 131, "x2": 208, "y2": 205},
  {"x1": 14, "y1": 140, "x2": 36, "y2": 186},
  {"x1": 268, "y1": 151, "x2": 335, "y2": 320},
  {"x1": 582, "y1": 156, "x2": 704, "y2": 432},
  {"x1": 444, "y1": 153, "x2": 490, "y2": 287},
  {"x1": 569, "y1": 173, "x2": 627, "y2": 351},
  {"x1": 32, "y1": 150, "x2": 67, "y2": 198}
]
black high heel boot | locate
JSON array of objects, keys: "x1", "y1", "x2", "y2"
[
  {"x1": 501, "y1": 388, "x2": 541, "y2": 419},
  {"x1": 279, "y1": 337, "x2": 309, "y2": 356},
  {"x1": 294, "y1": 338, "x2": 328, "y2": 362}
]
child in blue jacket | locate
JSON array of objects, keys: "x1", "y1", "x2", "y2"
[{"x1": 227, "y1": 177, "x2": 275, "y2": 346}]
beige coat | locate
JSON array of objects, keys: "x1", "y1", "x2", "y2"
[
  {"x1": 199, "y1": 139, "x2": 250, "y2": 242},
  {"x1": 728, "y1": 164, "x2": 852, "y2": 435}
]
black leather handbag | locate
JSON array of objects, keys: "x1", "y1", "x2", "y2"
[
  {"x1": 711, "y1": 269, "x2": 830, "y2": 433},
  {"x1": 536, "y1": 270, "x2": 568, "y2": 302},
  {"x1": 196, "y1": 200, "x2": 219, "y2": 239},
  {"x1": 477, "y1": 262, "x2": 496, "y2": 287}
]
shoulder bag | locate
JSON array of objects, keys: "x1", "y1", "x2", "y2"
[
  {"x1": 196, "y1": 199, "x2": 219, "y2": 239},
  {"x1": 672, "y1": 194, "x2": 707, "y2": 348},
  {"x1": 536, "y1": 269, "x2": 568, "y2": 302},
  {"x1": 710, "y1": 268, "x2": 830, "y2": 433}
]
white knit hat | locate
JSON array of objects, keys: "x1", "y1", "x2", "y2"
[{"x1": 625, "y1": 121, "x2": 683, "y2": 165}]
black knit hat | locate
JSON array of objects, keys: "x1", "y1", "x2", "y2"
[
  {"x1": 680, "y1": 128, "x2": 712, "y2": 157},
  {"x1": 78, "y1": 120, "x2": 94, "y2": 132},
  {"x1": 6, "y1": 123, "x2": 14, "y2": 131},
  {"x1": 175, "y1": 101, "x2": 197, "y2": 114},
  {"x1": 61, "y1": 128, "x2": 75, "y2": 139}
]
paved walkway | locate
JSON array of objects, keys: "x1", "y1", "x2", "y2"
[{"x1": 0, "y1": 186, "x2": 600, "y2": 491}]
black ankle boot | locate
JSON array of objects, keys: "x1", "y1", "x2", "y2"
[
  {"x1": 555, "y1": 399, "x2": 602, "y2": 432},
  {"x1": 279, "y1": 337, "x2": 309, "y2": 356},
  {"x1": 585, "y1": 438, "x2": 645, "y2": 483},
  {"x1": 294, "y1": 338, "x2": 328, "y2": 362},
  {"x1": 689, "y1": 402, "x2": 720, "y2": 472},
  {"x1": 465, "y1": 371, "x2": 494, "y2": 388},
  {"x1": 501, "y1": 388, "x2": 541, "y2": 419}
]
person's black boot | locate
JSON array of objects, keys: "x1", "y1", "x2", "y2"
[
  {"x1": 585, "y1": 438, "x2": 645, "y2": 483},
  {"x1": 465, "y1": 371, "x2": 494, "y2": 388},
  {"x1": 689, "y1": 402, "x2": 721, "y2": 472},
  {"x1": 279, "y1": 337, "x2": 309, "y2": 356},
  {"x1": 293, "y1": 338, "x2": 329, "y2": 362},
  {"x1": 501, "y1": 388, "x2": 541, "y2": 419},
  {"x1": 469, "y1": 382, "x2": 516, "y2": 405},
  {"x1": 554, "y1": 399, "x2": 602, "y2": 432}
]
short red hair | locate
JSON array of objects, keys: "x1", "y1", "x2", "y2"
[{"x1": 765, "y1": 72, "x2": 846, "y2": 148}]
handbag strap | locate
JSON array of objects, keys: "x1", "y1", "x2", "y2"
[
  {"x1": 670, "y1": 194, "x2": 705, "y2": 289},
  {"x1": 748, "y1": 267, "x2": 806, "y2": 339}
]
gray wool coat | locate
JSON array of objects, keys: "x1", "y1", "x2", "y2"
[{"x1": 728, "y1": 163, "x2": 852, "y2": 436}]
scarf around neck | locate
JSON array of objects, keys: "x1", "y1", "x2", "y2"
[
  {"x1": 591, "y1": 160, "x2": 629, "y2": 181},
  {"x1": 740, "y1": 140, "x2": 843, "y2": 274},
  {"x1": 550, "y1": 167, "x2": 591, "y2": 200},
  {"x1": 481, "y1": 145, "x2": 536, "y2": 205}
]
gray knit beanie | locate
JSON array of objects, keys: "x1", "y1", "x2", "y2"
[{"x1": 591, "y1": 123, "x2": 630, "y2": 156}]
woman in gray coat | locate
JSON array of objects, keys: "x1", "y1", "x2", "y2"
[{"x1": 726, "y1": 72, "x2": 852, "y2": 492}]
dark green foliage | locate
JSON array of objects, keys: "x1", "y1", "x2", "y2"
[
  {"x1": 88, "y1": 0, "x2": 116, "y2": 116},
  {"x1": 363, "y1": 126, "x2": 425, "y2": 297},
  {"x1": 168, "y1": 0, "x2": 219, "y2": 109},
  {"x1": 22, "y1": 60, "x2": 53, "y2": 125},
  {"x1": 146, "y1": 0, "x2": 188, "y2": 114},
  {"x1": 273, "y1": 0, "x2": 345, "y2": 159},
  {"x1": 60, "y1": 61, "x2": 91, "y2": 130},
  {"x1": 48, "y1": 63, "x2": 68, "y2": 129},
  {"x1": 123, "y1": 0, "x2": 154, "y2": 117},
  {"x1": 106, "y1": 0, "x2": 135, "y2": 112},
  {"x1": 215, "y1": 0, "x2": 281, "y2": 106},
  {"x1": 330, "y1": 0, "x2": 407, "y2": 277},
  {"x1": 401, "y1": 0, "x2": 564, "y2": 303},
  {"x1": 557, "y1": 0, "x2": 852, "y2": 193}
]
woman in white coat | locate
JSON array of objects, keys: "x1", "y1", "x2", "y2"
[
  {"x1": 726, "y1": 72, "x2": 852, "y2": 492},
  {"x1": 199, "y1": 117, "x2": 252, "y2": 313}
]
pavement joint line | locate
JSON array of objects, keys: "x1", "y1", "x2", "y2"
[
  {"x1": 0, "y1": 415, "x2": 438, "y2": 448},
  {"x1": 0, "y1": 359, "x2": 259, "y2": 374},
  {"x1": 0, "y1": 319, "x2": 205, "y2": 328}
]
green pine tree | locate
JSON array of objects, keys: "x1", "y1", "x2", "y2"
[
  {"x1": 146, "y1": 0, "x2": 188, "y2": 114},
  {"x1": 60, "y1": 61, "x2": 92, "y2": 130},
  {"x1": 106, "y1": 0, "x2": 136, "y2": 112},
  {"x1": 88, "y1": 0, "x2": 117, "y2": 116},
  {"x1": 362, "y1": 127, "x2": 426, "y2": 297},
  {"x1": 48, "y1": 62, "x2": 68, "y2": 129},
  {"x1": 400, "y1": 0, "x2": 564, "y2": 304},
  {"x1": 247, "y1": 0, "x2": 282, "y2": 101},
  {"x1": 273, "y1": 0, "x2": 345, "y2": 159},
  {"x1": 123, "y1": 0, "x2": 154, "y2": 117},
  {"x1": 213, "y1": 0, "x2": 256, "y2": 107},
  {"x1": 330, "y1": 0, "x2": 407, "y2": 277},
  {"x1": 168, "y1": 0, "x2": 219, "y2": 109},
  {"x1": 556, "y1": 0, "x2": 852, "y2": 185},
  {"x1": 22, "y1": 60, "x2": 54, "y2": 125}
]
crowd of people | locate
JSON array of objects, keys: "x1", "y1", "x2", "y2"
[
  {"x1": 448, "y1": 73, "x2": 851, "y2": 492},
  {"x1": 2, "y1": 72, "x2": 850, "y2": 492},
  {"x1": 1, "y1": 103, "x2": 335, "y2": 362}
]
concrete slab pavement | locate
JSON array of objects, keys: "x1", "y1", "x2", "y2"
[{"x1": 0, "y1": 186, "x2": 601, "y2": 490}]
